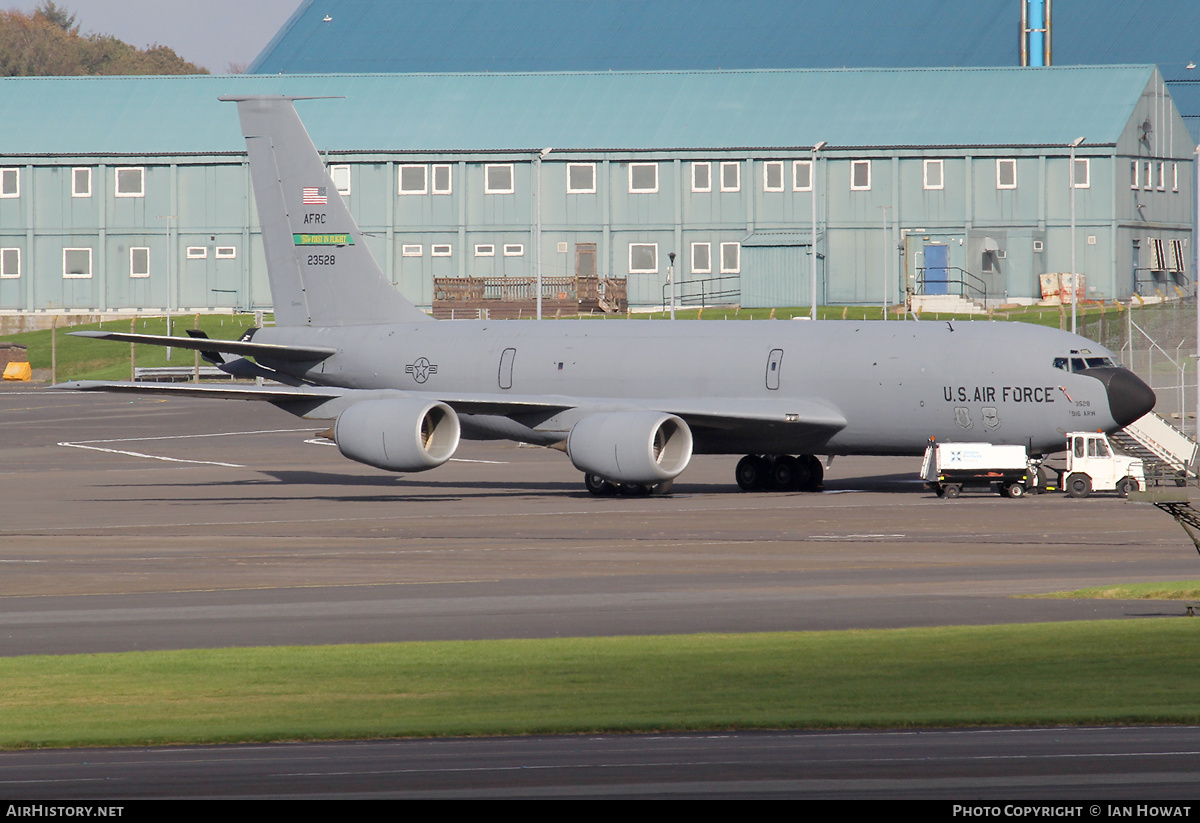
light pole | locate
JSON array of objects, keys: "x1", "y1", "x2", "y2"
[
  {"x1": 157, "y1": 214, "x2": 177, "y2": 359},
  {"x1": 534, "y1": 147, "x2": 552, "y2": 320},
  {"x1": 810, "y1": 140, "x2": 827, "y2": 320},
  {"x1": 1068, "y1": 136, "x2": 1085, "y2": 334},
  {"x1": 880, "y1": 205, "x2": 892, "y2": 320},
  {"x1": 667, "y1": 251, "x2": 676, "y2": 319}
]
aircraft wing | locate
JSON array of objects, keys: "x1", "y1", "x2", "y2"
[{"x1": 69, "y1": 331, "x2": 336, "y2": 362}]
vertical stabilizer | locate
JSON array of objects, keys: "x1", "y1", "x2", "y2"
[{"x1": 221, "y1": 95, "x2": 430, "y2": 327}]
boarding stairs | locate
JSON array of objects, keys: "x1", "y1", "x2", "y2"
[{"x1": 1112, "y1": 411, "x2": 1199, "y2": 485}]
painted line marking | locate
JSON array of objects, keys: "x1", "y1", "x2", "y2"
[{"x1": 57, "y1": 427, "x2": 317, "y2": 469}]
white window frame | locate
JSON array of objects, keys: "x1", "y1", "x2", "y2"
[
  {"x1": 503, "y1": 244, "x2": 524, "y2": 256},
  {"x1": 328, "y1": 164, "x2": 350, "y2": 196},
  {"x1": 628, "y1": 162, "x2": 658, "y2": 193},
  {"x1": 474, "y1": 244, "x2": 495, "y2": 257},
  {"x1": 720, "y1": 161, "x2": 740, "y2": 192},
  {"x1": 1131, "y1": 160, "x2": 1139, "y2": 190},
  {"x1": 1144, "y1": 161, "x2": 1153, "y2": 191},
  {"x1": 996, "y1": 159, "x2": 1016, "y2": 190},
  {"x1": 215, "y1": 246, "x2": 237, "y2": 259},
  {"x1": 691, "y1": 162, "x2": 711, "y2": 192},
  {"x1": 851, "y1": 159, "x2": 871, "y2": 191},
  {"x1": 129, "y1": 247, "x2": 150, "y2": 278},
  {"x1": 1073, "y1": 157, "x2": 1090, "y2": 189},
  {"x1": 432, "y1": 164, "x2": 452, "y2": 195},
  {"x1": 1157, "y1": 161, "x2": 1166, "y2": 192},
  {"x1": 186, "y1": 246, "x2": 207, "y2": 259},
  {"x1": 484, "y1": 164, "x2": 514, "y2": 195},
  {"x1": 0, "y1": 168, "x2": 18, "y2": 198},
  {"x1": 923, "y1": 159, "x2": 944, "y2": 190},
  {"x1": 401, "y1": 244, "x2": 423, "y2": 257},
  {"x1": 72, "y1": 167, "x2": 91, "y2": 198},
  {"x1": 63, "y1": 247, "x2": 92, "y2": 279},
  {"x1": 1173, "y1": 163, "x2": 1180, "y2": 193},
  {"x1": 763, "y1": 161, "x2": 784, "y2": 192},
  {"x1": 691, "y1": 242, "x2": 711, "y2": 274},
  {"x1": 720, "y1": 242, "x2": 741, "y2": 273},
  {"x1": 1, "y1": 247, "x2": 20, "y2": 279},
  {"x1": 431, "y1": 244, "x2": 453, "y2": 257},
  {"x1": 566, "y1": 163, "x2": 596, "y2": 194},
  {"x1": 432, "y1": 165, "x2": 451, "y2": 195},
  {"x1": 628, "y1": 242, "x2": 658, "y2": 273},
  {"x1": 115, "y1": 167, "x2": 144, "y2": 198},
  {"x1": 398, "y1": 164, "x2": 428, "y2": 195},
  {"x1": 792, "y1": 159, "x2": 812, "y2": 192}
]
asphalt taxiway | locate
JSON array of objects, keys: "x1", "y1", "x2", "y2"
[{"x1": 3, "y1": 385, "x2": 1198, "y2": 799}]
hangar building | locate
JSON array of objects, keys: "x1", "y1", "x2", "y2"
[{"x1": 0, "y1": 67, "x2": 1191, "y2": 317}]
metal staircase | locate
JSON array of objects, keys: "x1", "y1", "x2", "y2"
[{"x1": 1112, "y1": 411, "x2": 1198, "y2": 484}]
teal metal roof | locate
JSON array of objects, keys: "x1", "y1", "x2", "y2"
[{"x1": 0, "y1": 66, "x2": 1161, "y2": 157}]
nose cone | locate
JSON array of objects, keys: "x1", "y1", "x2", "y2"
[{"x1": 1080, "y1": 367, "x2": 1156, "y2": 427}]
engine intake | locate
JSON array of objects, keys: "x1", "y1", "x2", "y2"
[
  {"x1": 566, "y1": 410, "x2": 693, "y2": 483},
  {"x1": 334, "y1": 398, "x2": 460, "y2": 472}
]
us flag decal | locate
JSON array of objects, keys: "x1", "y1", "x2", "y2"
[{"x1": 303, "y1": 186, "x2": 328, "y2": 205}]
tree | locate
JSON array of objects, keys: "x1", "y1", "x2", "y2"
[{"x1": 34, "y1": 1, "x2": 77, "y2": 34}]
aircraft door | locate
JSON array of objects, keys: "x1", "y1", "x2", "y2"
[
  {"x1": 498, "y1": 347, "x2": 516, "y2": 390},
  {"x1": 765, "y1": 348, "x2": 784, "y2": 390},
  {"x1": 924, "y1": 244, "x2": 948, "y2": 295}
]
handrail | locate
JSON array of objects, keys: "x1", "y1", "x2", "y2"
[
  {"x1": 661, "y1": 274, "x2": 741, "y2": 310},
  {"x1": 914, "y1": 266, "x2": 988, "y2": 305}
]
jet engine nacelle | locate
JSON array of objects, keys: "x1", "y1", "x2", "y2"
[
  {"x1": 566, "y1": 410, "x2": 693, "y2": 483},
  {"x1": 334, "y1": 397, "x2": 460, "y2": 472}
]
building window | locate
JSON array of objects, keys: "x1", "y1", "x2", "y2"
[
  {"x1": 1, "y1": 168, "x2": 18, "y2": 198},
  {"x1": 720, "y1": 161, "x2": 740, "y2": 192},
  {"x1": 474, "y1": 244, "x2": 495, "y2": 257},
  {"x1": 1, "y1": 248, "x2": 19, "y2": 278},
  {"x1": 433, "y1": 164, "x2": 452, "y2": 194},
  {"x1": 72, "y1": 168, "x2": 91, "y2": 198},
  {"x1": 720, "y1": 242, "x2": 740, "y2": 273},
  {"x1": 1150, "y1": 238, "x2": 1167, "y2": 271},
  {"x1": 215, "y1": 246, "x2": 236, "y2": 259},
  {"x1": 629, "y1": 243, "x2": 657, "y2": 273},
  {"x1": 1173, "y1": 163, "x2": 1179, "y2": 193},
  {"x1": 1144, "y1": 161, "x2": 1152, "y2": 190},
  {"x1": 186, "y1": 246, "x2": 207, "y2": 259},
  {"x1": 629, "y1": 163, "x2": 658, "y2": 193},
  {"x1": 1171, "y1": 239, "x2": 1187, "y2": 273},
  {"x1": 793, "y1": 160, "x2": 812, "y2": 191},
  {"x1": 692, "y1": 162, "x2": 711, "y2": 192},
  {"x1": 63, "y1": 248, "x2": 92, "y2": 278},
  {"x1": 567, "y1": 163, "x2": 595, "y2": 194},
  {"x1": 130, "y1": 247, "x2": 149, "y2": 278},
  {"x1": 851, "y1": 159, "x2": 871, "y2": 191},
  {"x1": 763, "y1": 161, "x2": 784, "y2": 192},
  {"x1": 329, "y1": 164, "x2": 350, "y2": 196},
  {"x1": 923, "y1": 159, "x2": 944, "y2": 190},
  {"x1": 402, "y1": 244, "x2": 423, "y2": 257},
  {"x1": 1157, "y1": 161, "x2": 1166, "y2": 191},
  {"x1": 503, "y1": 244, "x2": 524, "y2": 256},
  {"x1": 1073, "y1": 158, "x2": 1090, "y2": 189},
  {"x1": 115, "y1": 167, "x2": 144, "y2": 197},
  {"x1": 485, "y1": 164, "x2": 514, "y2": 194},
  {"x1": 691, "y1": 242, "x2": 711, "y2": 273},
  {"x1": 399, "y1": 165, "x2": 428, "y2": 194},
  {"x1": 431, "y1": 244, "x2": 452, "y2": 257},
  {"x1": 1131, "y1": 161, "x2": 1139, "y2": 190},
  {"x1": 996, "y1": 159, "x2": 1016, "y2": 190}
]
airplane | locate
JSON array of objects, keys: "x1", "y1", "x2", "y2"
[{"x1": 60, "y1": 95, "x2": 1157, "y2": 496}]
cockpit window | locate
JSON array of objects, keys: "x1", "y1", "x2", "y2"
[{"x1": 1055, "y1": 356, "x2": 1117, "y2": 372}]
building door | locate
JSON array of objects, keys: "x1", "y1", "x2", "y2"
[
  {"x1": 575, "y1": 243, "x2": 597, "y2": 278},
  {"x1": 924, "y1": 244, "x2": 948, "y2": 295}
]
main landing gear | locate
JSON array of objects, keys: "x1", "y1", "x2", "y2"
[
  {"x1": 735, "y1": 454, "x2": 824, "y2": 492},
  {"x1": 583, "y1": 473, "x2": 674, "y2": 497}
]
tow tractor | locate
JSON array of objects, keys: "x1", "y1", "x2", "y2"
[{"x1": 1058, "y1": 431, "x2": 1145, "y2": 498}]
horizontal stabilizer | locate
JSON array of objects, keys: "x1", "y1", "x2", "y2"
[{"x1": 69, "y1": 331, "x2": 336, "y2": 362}]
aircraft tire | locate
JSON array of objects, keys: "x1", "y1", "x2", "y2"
[
  {"x1": 584, "y1": 473, "x2": 617, "y2": 496},
  {"x1": 647, "y1": 479, "x2": 674, "y2": 496},
  {"x1": 1065, "y1": 472, "x2": 1092, "y2": 499},
  {"x1": 771, "y1": 455, "x2": 799, "y2": 490},
  {"x1": 1116, "y1": 476, "x2": 1138, "y2": 498},
  {"x1": 800, "y1": 454, "x2": 823, "y2": 491},
  {"x1": 735, "y1": 455, "x2": 768, "y2": 491}
]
